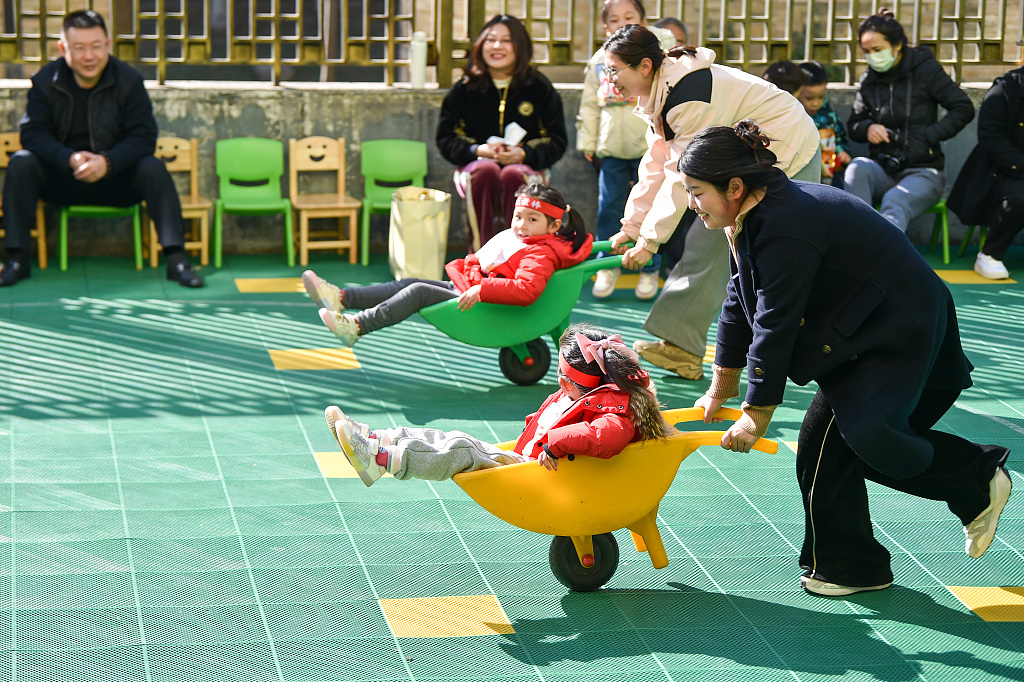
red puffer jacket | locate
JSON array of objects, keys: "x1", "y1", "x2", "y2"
[
  {"x1": 445, "y1": 232, "x2": 593, "y2": 306},
  {"x1": 514, "y1": 385, "x2": 638, "y2": 460}
]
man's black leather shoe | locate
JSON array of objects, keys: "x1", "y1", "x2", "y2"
[
  {"x1": 0, "y1": 258, "x2": 30, "y2": 287},
  {"x1": 167, "y1": 261, "x2": 204, "y2": 288}
]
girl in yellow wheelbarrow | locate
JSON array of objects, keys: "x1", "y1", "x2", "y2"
[
  {"x1": 302, "y1": 183, "x2": 592, "y2": 347},
  {"x1": 325, "y1": 324, "x2": 674, "y2": 486}
]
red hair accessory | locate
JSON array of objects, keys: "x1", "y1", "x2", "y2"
[
  {"x1": 558, "y1": 353, "x2": 601, "y2": 388},
  {"x1": 628, "y1": 368, "x2": 651, "y2": 388},
  {"x1": 515, "y1": 195, "x2": 565, "y2": 220}
]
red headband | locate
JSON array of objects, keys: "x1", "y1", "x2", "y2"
[
  {"x1": 515, "y1": 195, "x2": 565, "y2": 220},
  {"x1": 558, "y1": 353, "x2": 601, "y2": 388}
]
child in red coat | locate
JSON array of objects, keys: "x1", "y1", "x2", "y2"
[
  {"x1": 303, "y1": 183, "x2": 593, "y2": 347},
  {"x1": 326, "y1": 324, "x2": 675, "y2": 486}
]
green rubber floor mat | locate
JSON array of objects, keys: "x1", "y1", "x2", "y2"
[{"x1": 0, "y1": 250, "x2": 1022, "y2": 681}]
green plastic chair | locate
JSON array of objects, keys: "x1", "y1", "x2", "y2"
[
  {"x1": 213, "y1": 137, "x2": 293, "y2": 268},
  {"x1": 926, "y1": 198, "x2": 951, "y2": 265},
  {"x1": 59, "y1": 204, "x2": 143, "y2": 271},
  {"x1": 958, "y1": 225, "x2": 989, "y2": 257},
  {"x1": 418, "y1": 241, "x2": 624, "y2": 385},
  {"x1": 359, "y1": 139, "x2": 428, "y2": 266}
]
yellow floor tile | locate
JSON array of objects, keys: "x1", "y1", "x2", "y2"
[
  {"x1": 379, "y1": 595, "x2": 515, "y2": 638},
  {"x1": 935, "y1": 270, "x2": 1016, "y2": 285},
  {"x1": 703, "y1": 344, "x2": 715, "y2": 363},
  {"x1": 268, "y1": 348, "x2": 360, "y2": 370},
  {"x1": 235, "y1": 277, "x2": 305, "y2": 293},
  {"x1": 785, "y1": 441, "x2": 798, "y2": 453},
  {"x1": 314, "y1": 452, "x2": 392, "y2": 479},
  {"x1": 949, "y1": 586, "x2": 1024, "y2": 621}
]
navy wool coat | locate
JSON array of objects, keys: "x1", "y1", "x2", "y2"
[{"x1": 715, "y1": 172, "x2": 973, "y2": 479}]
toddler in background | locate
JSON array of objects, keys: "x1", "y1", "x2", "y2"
[
  {"x1": 799, "y1": 60, "x2": 852, "y2": 184},
  {"x1": 762, "y1": 60, "x2": 807, "y2": 97},
  {"x1": 576, "y1": 0, "x2": 675, "y2": 301},
  {"x1": 653, "y1": 17, "x2": 688, "y2": 45},
  {"x1": 326, "y1": 324, "x2": 676, "y2": 486}
]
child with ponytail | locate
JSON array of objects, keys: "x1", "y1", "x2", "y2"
[
  {"x1": 326, "y1": 323, "x2": 675, "y2": 486},
  {"x1": 302, "y1": 183, "x2": 593, "y2": 347}
]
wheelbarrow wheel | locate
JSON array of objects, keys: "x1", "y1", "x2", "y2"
[
  {"x1": 498, "y1": 339, "x2": 551, "y2": 386},
  {"x1": 548, "y1": 533, "x2": 619, "y2": 592}
]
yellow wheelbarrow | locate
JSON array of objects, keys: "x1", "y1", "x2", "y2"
[{"x1": 453, "y1": 407, "x2": 779, "y2": 591}]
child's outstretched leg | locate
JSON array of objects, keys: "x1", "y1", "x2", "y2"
[
  {"x1": 383, "y1": 426, "x2": 522, "y2": 480},
  {"x1": 325, "y1": 406, "x2": 386, "y2": 487}
]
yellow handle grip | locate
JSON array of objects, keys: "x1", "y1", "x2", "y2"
[{"x1": 663, "y1": 406, "x2": 779, "y2": 454}]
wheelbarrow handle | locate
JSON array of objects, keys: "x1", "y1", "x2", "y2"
[
  {"x1": 590, "y1": 240, "x2": 635, "y2": 255},
  {"x1": 663, "y1": 406, "x2": 779, "y2": 454}
]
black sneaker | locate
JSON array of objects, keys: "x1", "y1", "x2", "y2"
[
  {"x1": 167, "y1": 260, "x2": 204, "y2": 288},
  {"x1": 0, "y1": 258, "x2": 30, "y2": 287}
]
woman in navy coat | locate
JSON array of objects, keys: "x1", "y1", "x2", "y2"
[{"x1": 684, "y1": 121, "x2": 1012, "y2": 597}]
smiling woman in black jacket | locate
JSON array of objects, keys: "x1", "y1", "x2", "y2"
[
  {"x1": 843, "y1": 9, "x2": 974, "y2": 233},
  {"x1": 683, "y1": 121, "x2": 1010, "y2": 598},
  {"x1": 436, "y1": 15, "x2": 567, "y2": 251}
]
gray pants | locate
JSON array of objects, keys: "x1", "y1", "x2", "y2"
[
  {"x1": 380, "y1": 426, "x2": 523, "y2": 481},
  {"x1": 343, "y1": 278, "x2": 458, "y2": 334},
  {"x1": 843, "y1": 158, "x2": 945, "y2": 232},
  {"x1": 643, "y1": 150, "x2": 823, "y2": 357}
]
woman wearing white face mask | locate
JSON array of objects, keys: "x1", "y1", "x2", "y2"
[{"x1": 843, "y1": 8, "x2": 974, "y2": 233}]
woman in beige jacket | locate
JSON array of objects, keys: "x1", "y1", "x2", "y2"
[{"x1": 603, "y1": 25, "x2": 820, "y2": 380}]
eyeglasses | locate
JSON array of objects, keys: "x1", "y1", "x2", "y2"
[
  {"x1": 66, "y1": 42, "x2": 107, "y2": 57},
  {"x1": 604, "y1": 63, "x2": 634, "y2": 81},
  {"x1": 484, "y1": 36, "x2": 514, "y2": 47}
]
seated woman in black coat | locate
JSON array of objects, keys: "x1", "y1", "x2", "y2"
[
  {"x1": 683, "y1": 120, "x2": 1011, "y2": 597},
  {"x1": 947, "y1": 65, "x2": 1024, "y2": 280}
]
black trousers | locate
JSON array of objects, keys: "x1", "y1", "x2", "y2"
[
  {"x1": 986, "y1": 175, "x2": 1024, "y2": 260},
  {"x1": 2, "y1": 150, "x2": 185, "y2": 253},
  {"x1": 796, "y1": 387, "x2": 1010, "y2": 587}
]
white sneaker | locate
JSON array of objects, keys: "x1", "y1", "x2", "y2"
[
  {"x1": 592, "y1": 267, "x2": 620, "y2": 298},
  {"x1": 319, "y1": 309, "x2": 361, "y2": 347},
  {"x1": 800, "y1": 572, "x2": 892, "y2": 597},
  {"x1": 635, "y1": 271, "x2": 660, "y2": 300},
  {"x1": 302, "y1": 270, "x2": 343, "y2": 311},
  {"x1": 325, "y1": 406, "x2": 384, "y2": 487},
  {"x1": 965, "y1": 467, "x2": 1012, "y2": 558},
  {"x1": 974, "y1": 253, "x2": 1010, "y2": 280},
  {"x1": 324, "y1": 405, "x2": 369, "y2": 450}
]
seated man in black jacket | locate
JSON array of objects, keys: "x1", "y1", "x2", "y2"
[{"x1": 0, "y1": 9, "x2": 202, "y2": 287}]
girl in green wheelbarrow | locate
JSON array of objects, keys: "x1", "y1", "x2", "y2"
[
  {"x1": 325, "y1": 324, "x2": 675, "y2": 486},
  {"x1": 303, "y1": 183, "x2": 593, "y2": 347}
]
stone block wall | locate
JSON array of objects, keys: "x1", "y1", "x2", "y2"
[{"x1": 0, "y1": 79, "x2": 996, "y2": 261}]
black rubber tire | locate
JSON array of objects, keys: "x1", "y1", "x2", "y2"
[
  {"x1": 498, "y1": 338, "x2": 551, "y2": 385},
  {"x1": 548, "y1": 533, "x2": 619, "y2": 592}
]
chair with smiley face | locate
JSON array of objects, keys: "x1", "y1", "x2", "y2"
[
  {"x1": 288, "y1": 136, "x2": 360, "y2": 266},
  {"x1": 0, "y1": 132, "x2": 48, "y2": 269},
  {"x1": 147, "y1": 136, "x2": 211, "y2": 267}
]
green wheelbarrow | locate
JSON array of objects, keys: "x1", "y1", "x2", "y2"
[{"x1": 418, "y1": 241, "x2": 624, "y2": 385}]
